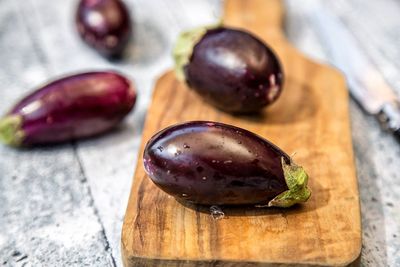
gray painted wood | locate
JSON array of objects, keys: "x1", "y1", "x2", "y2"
[
  {"x1": 285, "y1": 1, "x2": 400, "y2": 266},
  {"x1": 0, "y1": 2, "x2": 113, "y2": 266},
  {"x1": 0, "y1": 0, "x2": 398, "y2": 266}
]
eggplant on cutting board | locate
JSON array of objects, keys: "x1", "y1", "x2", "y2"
[{"x1": 121, "y1": 0, "x2": 361, "y2": 266}]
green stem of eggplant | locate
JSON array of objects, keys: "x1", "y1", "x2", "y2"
[
  {"x1": 267, "y1": 157, "x2": 311, "y2": 208},
  {"x1": 173, "y1": 22, "x2": 221, "y2": 81},
  {"x1": 0, "y1": 115, "x2": 24, "y2": 147}
]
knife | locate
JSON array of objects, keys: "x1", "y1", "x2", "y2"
[{"x1": 309, "y1": 2, "x2": 400, "y2": 139}]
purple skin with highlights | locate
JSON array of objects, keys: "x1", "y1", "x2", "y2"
[
  {"x1": 143, "y1": 121, "x2": 310, "y2": 207},
  {"x1": 0, "y1": 72, "x2": 136, "y2": 146},
  {"x1": 181, "y1": 27, "x2": 283, "y2": 113},
  {"x1": 76, "y1": 0, "x2": 131, "y2": 57}
]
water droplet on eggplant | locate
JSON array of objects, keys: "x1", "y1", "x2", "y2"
[{"x1": 210, "y1": 205, "x2": 225, "y2": 220}]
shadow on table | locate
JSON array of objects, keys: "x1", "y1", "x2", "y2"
[{"x1": 177, "y1": 178, "x2": 329, "y2": 217}]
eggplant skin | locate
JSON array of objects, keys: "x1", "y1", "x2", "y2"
[
  {"x1": 0, "y1": 71, "x2": 136, "y2": 146},
  {"x1": 76, "y1": 0, "x2": 131, "y2": 57},
  {"x1": 144, "y1": 121, "x2": 295, "y2": 206},
  {"x1": 184, "y1": 27, "x2": 283, "y2": 113}
]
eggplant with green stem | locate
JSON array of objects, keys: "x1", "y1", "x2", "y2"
[
  {"x1": 174, "y1": 26, "x2": 284, "y2": 113},
  {"x1": 143, "y1": 121, "x2": 311, "y2": 207},
  {"x1": 0, "y1": 71, "x2": 136, "y2": 146}
]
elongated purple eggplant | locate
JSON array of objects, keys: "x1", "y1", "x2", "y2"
[
  {"x1": 173, "y1": 26, "x2": 283, "y2": 113},
  {"x1": 76, "y1": 0, "x2": 131, "y2": 57},
  {"x1": 0, "y1": 71, "x2": 136, "y2": 146},
  {"x1": 143, "y1": 121, "x2": 310, "y2": 207}
]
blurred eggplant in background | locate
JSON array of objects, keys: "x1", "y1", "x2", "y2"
[
  {"x1": 174, "y1": 26, "x2": 284, "y2": 113},
  {"x1": 76, "y1": 0, "x2": 132, "y2": 57},
  {"x1": 0, "y1": 71, "x2": 136, "y2": 147}
]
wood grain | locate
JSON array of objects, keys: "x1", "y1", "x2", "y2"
[{"x1": 121, "y1": 0, "x2": 361, "y2": 266}]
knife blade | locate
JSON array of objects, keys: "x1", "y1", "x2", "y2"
[{"x1": 309, "y1": 2, "x2": 400, "y2": 139}]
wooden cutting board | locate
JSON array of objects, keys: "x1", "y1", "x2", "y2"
[{"x1": 121, "y1": 0, "x2": 361, "y2": 266}]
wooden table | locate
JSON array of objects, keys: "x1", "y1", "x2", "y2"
[{"x1": 0, "y1": 0, "x2": 398, "y2": 266}]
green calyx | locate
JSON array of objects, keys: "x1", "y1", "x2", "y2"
[
  {"x1": 173, "y1": 22, "x2": 221, "y2": 81},
  {"x1": 0, "y1": 115, "x2": 25, "y2": 147},
  {"x1": 268, "y1": 157, "x2": 311, "y2": 208}
]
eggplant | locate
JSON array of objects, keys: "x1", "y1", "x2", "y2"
[
  {"x1": 76, "y1": 0, "x2": 131, "y2": 57},
  {"x1": 173, "y1": 26, "x2": 283, "y2": 113},
  {"x1": 143, "y1": 121, "x2": 310, "y2": 207},
  {"x1": 0, "y1": 71, "x2": 136, "y2": 146}
]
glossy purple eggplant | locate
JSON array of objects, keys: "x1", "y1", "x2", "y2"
[
  {"x1": 173, "y1": 26, "x2": 283, "y2": 113},
  {"x1": 0, "y1": 71, "x2": 136, "y2": 146},
  {"x1": 76, "y1": 0, "x2": 131, "y2": 57},
  {"x1": 143, "y1": 121, "x2": 310, "y2": 207}
]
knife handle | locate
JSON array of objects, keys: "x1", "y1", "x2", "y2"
[
  {"x1": 394, "y1": 129, "x2": 400, "y2": 141},
  {"x1": 378, "y1": 101, "x2": 400, "y2": 141}
]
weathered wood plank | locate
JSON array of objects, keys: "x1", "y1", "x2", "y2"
[
  {"x1": 328, "y1": 0, "x2": 400, "y2": 96},
  {"x1": 0, "y1": 1, "x2": 113, "y2": 266}
]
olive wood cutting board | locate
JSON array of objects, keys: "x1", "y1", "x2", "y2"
[{"x1": 121, "y1": 0, "x2": 362, "y2": 266}]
